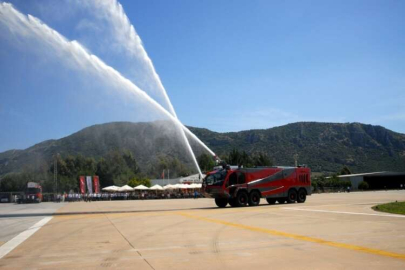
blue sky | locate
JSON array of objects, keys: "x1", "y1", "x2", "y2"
[{"x1": 1, "y1": 0, "x2": 404, "y2": 152}]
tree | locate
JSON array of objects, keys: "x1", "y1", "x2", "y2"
[
  {"x1": 123, "y1": 151, "x2": 140, "y2": 174},
  {"x1": 197, "y1": 153, "x2": 216, "y2": 172},
  {"x1": 128, "y1": 176, "x2": 151, "y2": 187},
  {"x1": 96, "y1": 158, "x2": 113, "y2": 187},
  {"x1": 227, "y1": 148, "x2": 241, "y2": 165},
  {"x1": 252, "y1": 152, "x2": 273, "y2": 167},
  {"x1": 340, "y1": 166, "x2": 352, "y2": 175}
]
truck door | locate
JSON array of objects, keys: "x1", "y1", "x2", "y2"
[
  {"x1": 237, "y1": 172, "x2": 246, "y2": 185},
  {"x1": 226, "y1": 172, "x2": 237, "y2": 187}
]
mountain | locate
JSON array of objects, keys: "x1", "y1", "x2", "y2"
[{"x1": 1, "y1": 121, "x2": 405, "y2": 176}]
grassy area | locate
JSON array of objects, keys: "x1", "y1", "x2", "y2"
[{"x1": 373, "y1": 201, "x2": 405, "y2": 215}]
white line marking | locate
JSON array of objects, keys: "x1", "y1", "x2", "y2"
[
  {"x1": 282, "y1": 208, "x2": 405, "y2": 218},
  {"x1": 0, "y1": 216, "x2": 53, "y2": 259}
]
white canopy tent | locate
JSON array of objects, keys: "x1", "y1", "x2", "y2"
[
  {"x1": 134, "y1": 185, "x2": 149, "y2": 190},
  {"x1": 118, "y1": 185, "x2": 134, "y2": 192},
  {"x1": 102, "y1": 185, "x2": 120, "y2": 192},
  {"x1": 150, "y1": 184, "x2": 163, "y2": 190},
  {"x1": 163, "y1": 184, "x2": 176, "y2": 190}
]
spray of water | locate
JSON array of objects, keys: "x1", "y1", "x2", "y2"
[
  {"x1": 77, "y1": 0, "x2": 203, "y2": 177},
  {"x1": 0, "y1": 3, "x2": 216, "y2": 169}
]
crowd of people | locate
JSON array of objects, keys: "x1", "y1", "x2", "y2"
[{"x1": 52, "y1": 190, "x2": 203, "y2": 202}]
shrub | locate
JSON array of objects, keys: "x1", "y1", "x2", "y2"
[{"x1": 358, "y1": 181, "x2": 369, "y2": 190}]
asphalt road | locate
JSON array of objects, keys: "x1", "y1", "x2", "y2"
[{"x1": 0, "y1": 191, "x2": 404, "y2": 269}]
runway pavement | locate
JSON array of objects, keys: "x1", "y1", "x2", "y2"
[
  {"x1": 0, "y1": 191, "x2": 404, "y2": 269},
  {"x1": 0, "y1": 202, "x2": 66, "y2": 246}
]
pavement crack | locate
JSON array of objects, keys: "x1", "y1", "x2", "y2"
[{"x1": 103, "y1": 214, "x2": 156, "y2": 270}]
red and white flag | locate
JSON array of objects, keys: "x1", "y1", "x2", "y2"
[{"x1": 79, "y1": 176, "x2": 86, "y2": 194}]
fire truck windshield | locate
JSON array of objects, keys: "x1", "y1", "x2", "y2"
[{"x1": 204, "y1": 170, "x2": 227, "y2": 186}]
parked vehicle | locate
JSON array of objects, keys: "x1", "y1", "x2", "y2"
[
  {"x1": 18, "y1": 182, "x2": 42, "y2": 203},
  {"x1": 203, "y1": 165, "x2": 311, "y2": 208}
]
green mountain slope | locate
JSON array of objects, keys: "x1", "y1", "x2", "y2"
[
  {"x1": 189, "y1": 122, "x2": 405, "y2": 173},
  {"x1": 1, "y1": 121, "x2": 404, "y2": 176}
]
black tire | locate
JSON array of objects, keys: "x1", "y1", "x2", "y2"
[
  {"x1": 287, "y1": 189, "x2": 298, "y2": 203},
  {"x1": 277, "y1": 198, "x2": 287, "y2": 204},
  {"x1": 248, "y1": 191, "x2": 261, "y2": 206},
  {"x1": 236, "y1": 191, "x2": 248, "y2": 207},
  {"x1": 229, "y1": 198, "x2": 238, "y2": 207},
  {"x1": 297, "y1": 189, "x2": 307, "y2": 203},
  {"x1": 266, "y1": 198, "x2": 276, "y2": 205},
  {"x1": 215, "y1": 198, "x2": 228, "y2": 208}
]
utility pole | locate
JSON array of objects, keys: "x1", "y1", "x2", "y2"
[
  {"x1": 293, "y1": 154, "x2": 299, "y2": 167},
  {"x1": 54, "y1": 153, "x2": 59, "y2": 195}
]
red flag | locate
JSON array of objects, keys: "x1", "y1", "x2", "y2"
[
  {"x1": 79, "y1": 176, "x2": 86, "y2": 194},
  {"x1": 161, "y1": 170, "x2": 165, "y2": 179},
  {"x1": 93, "y1": 176, "x2": 100, "y2": 194}
]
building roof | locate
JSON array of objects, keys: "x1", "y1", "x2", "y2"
[{"x1": 337, "y1": 171, "x2": 405, "y2": 178}]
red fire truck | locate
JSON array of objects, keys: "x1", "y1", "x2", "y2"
[
  {"x1": 19, "y1": 182, "x2": 43, "y2": 203},
  {"x1": 202, "y1": 166, "x2": 311, "y2": 208}
]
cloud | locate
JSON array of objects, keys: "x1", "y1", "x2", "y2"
[{"x1": 75, "y1": 18, "x2": 101, "y2": 32}]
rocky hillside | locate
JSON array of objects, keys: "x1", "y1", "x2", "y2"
[{"x1": 1, "y1": 121, "x2": 404, "y2": 176}]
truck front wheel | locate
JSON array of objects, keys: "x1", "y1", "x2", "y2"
[
  {"x1": 287, "y1": 189, "x2": 297, "y2": 203},
  {"x1": 236, "y1": 192, "x2": 248, "y2": 207},
  {"x1": 215, "y1": 198, "x2": 228, "y2": 208},
  {"x1": 248, "y1": 191, "x2": 261, "y2": 206}
]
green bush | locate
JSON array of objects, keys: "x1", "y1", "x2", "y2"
[{"x1": 358, "y1": 181, "x2": 369, "y2": 190}]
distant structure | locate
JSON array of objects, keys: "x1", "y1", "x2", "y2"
[
  {"x1": 150, "y1": 173, "x2": 205, "y2": 186},
  {"x1": 336, "y1": 172, "x2": 405, "y2": 190}
]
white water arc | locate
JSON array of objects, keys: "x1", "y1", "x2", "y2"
[
  {"x1": 77, "y1": 0, "x2": 203, "y2": 177},
  {"x1": 0, "y1": 3, "x2": 216, "y2": 165}
]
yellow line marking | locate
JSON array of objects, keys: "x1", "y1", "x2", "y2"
[{"x1": 178, "y1": 212, "x2": 405, "y2": 261}]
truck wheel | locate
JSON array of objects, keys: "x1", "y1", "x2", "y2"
[
  {"x1": 287, "y1": 189, "x2": 297, "y2": 203},
  {"x1": 229, "y1": 198, "x2": 238, "y2": 207},
  {"x1": 297, "y1": 189, "x2": 307, "y2": 203},
  {"x1": 236, "y1": 191, "x2": 248, "y2": 207},
  {"x1": 266, "y1": 198, "x2": 276, "y2": 205},
  {"x1": 215, "y1": 198, "x2": 228, "y2": 208},
  {"x1": 248, "y1": 191, "x2": 261, "y2": 206}
]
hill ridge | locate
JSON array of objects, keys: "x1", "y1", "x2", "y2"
[{"x1": 1, "y1": 121, "x2": 404, "y2": 176}]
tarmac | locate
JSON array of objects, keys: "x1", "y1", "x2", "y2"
[{"x1": 0, "y1": 190, "x2": 405, "y2": 269}]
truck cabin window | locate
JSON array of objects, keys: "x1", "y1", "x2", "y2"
[{"x1": 205, "y1": 169, "x2": 227, "y2": 186}]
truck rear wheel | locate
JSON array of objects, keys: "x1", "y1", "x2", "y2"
[
  {"x1": 297, "y1": 189, "x2": 307, "y2": 203},
  {"x1": 215, "y1": 198, "x2": 228, "y2": 208},
  {"x1": 248, "y1": 191, "x2": 261, "y2": 206},
  {"x1": 287, "y1": 189, "x2": 297, "y2": 203},
  {"x1": 266, "y1": 198, "x2": 276, "y2": 205},
  {"x1": 236, "y1": 191, "x2": 248, "y2": 207}
]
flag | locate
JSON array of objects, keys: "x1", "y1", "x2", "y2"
[
  {"x1": 93, "y1": 176, "x2": 100, "y2": 194},
  {"x1": 79, "y1": 176, "x2": 86, "y2": 194},
  {"x1": 86, "y1": 176, "x2": 93, "y2": 194},
  {"x1": 161, "y1": 170, "x2": 165, "y2": 179}
]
